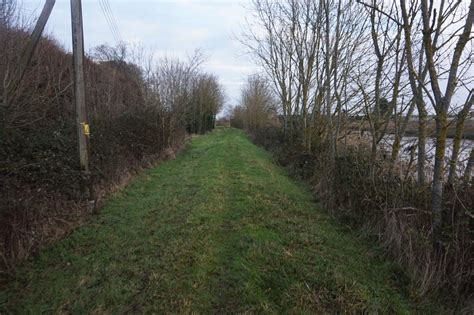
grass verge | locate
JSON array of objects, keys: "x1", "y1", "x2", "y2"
[{"x1": 1, "y1": 128, "x2": 438, "y2": 313}]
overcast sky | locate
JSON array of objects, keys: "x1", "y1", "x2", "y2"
[{"x1": 21, "y1": 0, "x2": 257, "y2": 108}]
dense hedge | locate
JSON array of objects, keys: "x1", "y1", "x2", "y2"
[{"x1": 0, "y1": 26, "x2": 222, "y2": 271}]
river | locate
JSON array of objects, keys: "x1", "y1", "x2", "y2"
[{"x1": 381, "y1": 135, "x2": 473, "y2": 179}]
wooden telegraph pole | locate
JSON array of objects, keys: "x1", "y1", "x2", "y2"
[
  {"x1": 3, "y1": 0, "x2": 55, "y2": 105},
  {"x1": 70, "y1": 0, "x2": 95, "y2": 211}
]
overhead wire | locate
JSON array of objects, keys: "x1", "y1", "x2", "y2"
[
  {"x1": 103, "y1": 0, "x2": 122, "y2": 43},
  {"x1": 98, "y1": 0, "x2": 118, "y2": 42},
  {"x1": 98, "y1": 0, "x2": 121, "y2": 44},
  {"x1": 99, "y1": 0, "x2": 120, "y2": 43}
]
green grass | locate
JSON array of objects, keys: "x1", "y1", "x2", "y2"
[{"x1": 1, "y1": 127, "x2": 429, "y2": 313}]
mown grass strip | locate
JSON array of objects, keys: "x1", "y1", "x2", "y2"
[{"x1": 1, "y1": 128, "x2": 436, "y2": 313}]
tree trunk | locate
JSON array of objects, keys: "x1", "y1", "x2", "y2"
[
  {"x1": 432, "y1": 110, "x2": 448, "y2": 238},
  {"x1": 417, "y1": 106, "x2": 427, "y2": 185},
  {"x1": 463, "y1": 148, "x2": 473, "y2": 184},
  {"x1": 447, "y1": 93, "x2": 472, "y2": 184},
  {"x1": 324, "y1": 0, "x2": 335, "y2": 211}
]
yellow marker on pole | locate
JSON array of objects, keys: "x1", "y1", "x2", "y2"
[{"x1": 82, "y1": 122, "x2": 90, "y2": 136}]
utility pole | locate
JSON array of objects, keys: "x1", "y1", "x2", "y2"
[
  {"x1": 3, "y1": 0, "x2": 55, "y2": 105},
  {"x1": 71, "y1": 0, "x2": 95, "y2": 211}
]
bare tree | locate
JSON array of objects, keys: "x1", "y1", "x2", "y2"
[
  {"x1": 447, "y1": 91, "x2": 473, "y2": 184},
  {"x1": 359, "y1": 1, "x2": 405, "y2": 174},
  {"x1": 418, "y1": 0, "x2": 474, "y2": 237},
  {"x1": 188, "y1": 73, "x2": 224, "y2": 134},
  {"x1": 239, "y1": 74, "x2": 277, "y2": 132},
  {"x1": 241, "y1": 0, "x2": 297, "y2": 137},
  {"x1": 0, "y1": 0, "x2": 16, "y2": 28}
]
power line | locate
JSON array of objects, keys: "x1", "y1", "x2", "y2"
[
  {"x1": 103, "y1": 0, "x2": 122, "y2": 43},
  {"x1": 98, "y1": 0, "x2": 121, "y2": 44},
  {"x1": 104, "y1": 0, "x2": 122, "y2": 44},
  {"x1": 98, "y1": 0, "x2": 118, "y2": 42},
  {"x1": 98, "y1": 0, "x2": 119, "y2": 43},
  {"x1": 101, "y1": 0, "x2": 120, "y2": 41}
]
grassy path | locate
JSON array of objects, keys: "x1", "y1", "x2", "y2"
[{"x1": 2, "y1": 128, "x2": 420, "y2": 313}]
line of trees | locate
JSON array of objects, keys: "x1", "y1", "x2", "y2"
[
  {"x1": 0, "y1": 4, "x2": 224, "y2": 271},
  {"x1": 231, "y1": 74, "x2": 279, "y2": 132},
  {"x1": 233, "y1": 0, "x2": 473, "y2": 308}
]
